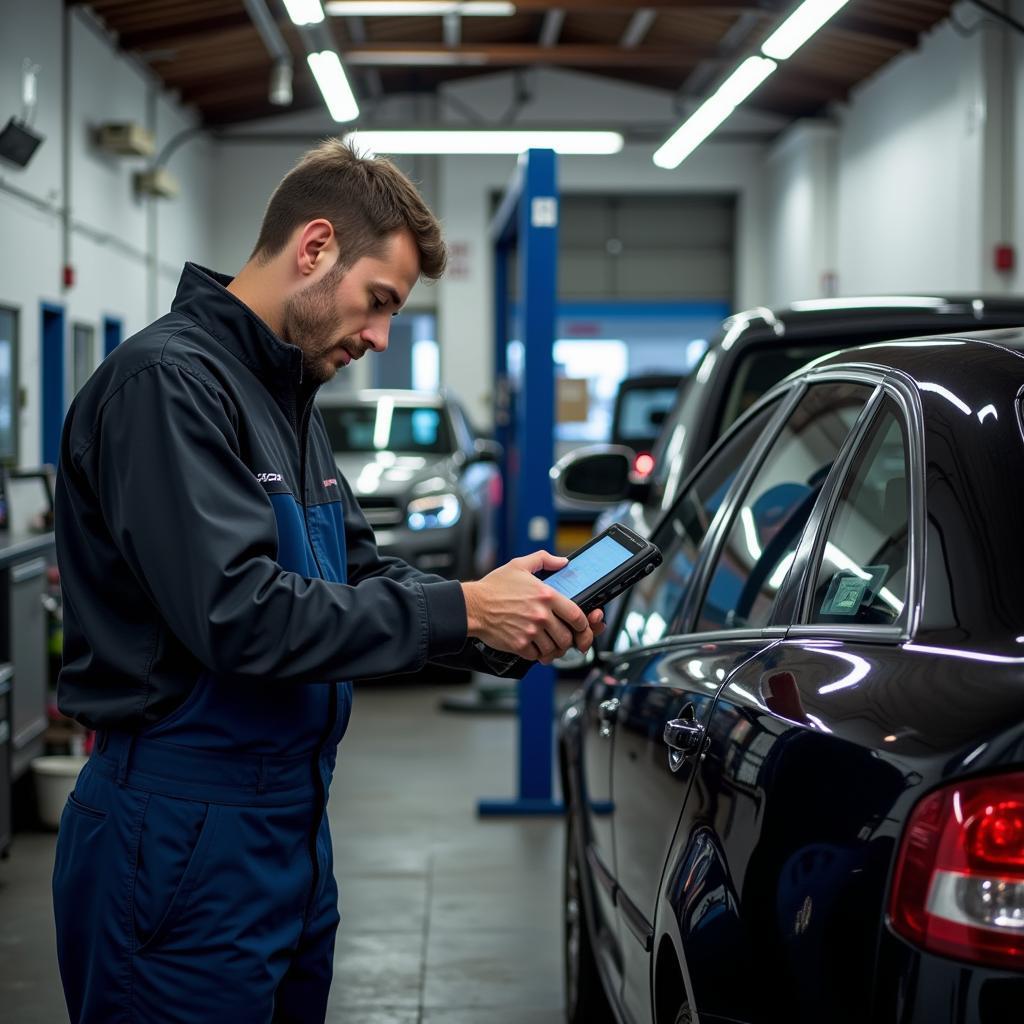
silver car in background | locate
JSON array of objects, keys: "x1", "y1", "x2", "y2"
[{"x1": 316, "y1": 389, "x2": 502, "y2": 580}]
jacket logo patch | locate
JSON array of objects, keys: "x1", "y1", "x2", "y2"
[
  {"x1": 257, "y1": 472, "x2": 283, "y2": 484},
  {"x1": 323, "y1": 477, "x2": 338, "y2": 488}
]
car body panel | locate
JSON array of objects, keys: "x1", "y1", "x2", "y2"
[{"x1": 560, "y1": 334, "x2": 1024, "y2": 1024}]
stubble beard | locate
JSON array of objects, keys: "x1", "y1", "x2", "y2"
[{"x1": 282, "y1": 263, "x2": 353, "y2": 386}]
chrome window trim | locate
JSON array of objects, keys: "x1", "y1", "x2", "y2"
[{"x1": 789, "y1": 368, "x2": 924, "y2": 643}]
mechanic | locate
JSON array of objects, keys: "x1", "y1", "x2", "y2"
[{"x1": 51, "y1": 139, "x2": 603, "y2": 1023}]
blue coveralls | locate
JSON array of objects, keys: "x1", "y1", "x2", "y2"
[
  {"x1": 50, "y1": 264, "x2": 472, "y2": 1022},
  {"x1": 53, "y1": 494, "x2": 353, "y2": 1022}
]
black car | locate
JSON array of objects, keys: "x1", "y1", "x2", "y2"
[
  {"x1": 554, "y1": 295, "x2": 1024, "y2": 540},
  {"x1": 559, "y1": 334, "x2": 1024, "y2": 1024}
]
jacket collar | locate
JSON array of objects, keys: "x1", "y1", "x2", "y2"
[{"x1": 171, "y1": 262, "x2": 305, "y2": 394}]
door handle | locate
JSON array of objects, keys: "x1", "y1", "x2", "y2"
[
  {"x1": 598, "y1": 697, "x2": 620, "y2": 738},
  {"x1": 663, "y1": 718, "x2": 705, "y2": 754}
]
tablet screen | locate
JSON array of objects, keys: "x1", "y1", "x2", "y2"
[{"x1": 544, "y1": 535, "x2": 633, "y2": 599}]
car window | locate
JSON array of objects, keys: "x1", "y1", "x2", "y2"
[
  {"x1": 718, "y1": 343, "x2": 839, "y2": 435},
  {"x1": 614, "y1": 386, "x2": 679, "y2": 446},
  {"x1": 649, "y1": 342, "x2": 836, "y2": 513},
  {"x1": 320, "y1": 403, "x2": 454, "y2": 455},
  {"x1": 808, "y1": 399, "x2": 909, "y2": 626},
  {"x1": 695, "y1": 382, "x2": 873, "y2": 633},
  {"x1": 612, "y1": 398, "x2": 782, "y2": 653}
]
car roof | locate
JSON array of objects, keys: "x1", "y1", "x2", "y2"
[
  {"x1": 805, "y1": 328, "x2": 1024, "y2": 380},
  {"x1": 713, "y1": 295, "x2": 1024, "y2": 353},
  {"x1": 315, "y1": 388, "x2": 446, "y2": 408},
  {"x1": 617, "y1": 372, "x2": 684, "y2": 388}
]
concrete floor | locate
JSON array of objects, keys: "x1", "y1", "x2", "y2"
[{"x1": 0, "y1": 679, "x2": 572, "y2": 1023}]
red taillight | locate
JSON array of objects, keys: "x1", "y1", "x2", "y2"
[
  {"x1": 632, "y1": 452, "x2": 655, "y2": 478},
  {"x1": 889, "y1": 772, "x2": 1024, "y2": 971},
  {"x1": 488, "y1": 473, "x2": 503, "y2": 507}
]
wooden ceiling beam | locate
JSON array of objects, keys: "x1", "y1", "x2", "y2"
[
  {"x1": 327, "y1": 0, "x2": 781, "y2": 10},
  {"x1": 828, "y1": 13, "x2": 919, "y2": 50},
  {"x1": 341, "y1": 42, "x2": 706, "y2": 66},
  {"x1": 119, "y1": 14, "x2": 257, "y2": 53}
]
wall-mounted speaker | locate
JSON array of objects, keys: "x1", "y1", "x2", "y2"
[{"x1": 0, "y1": 118, "x2": 44, "y2": 169}]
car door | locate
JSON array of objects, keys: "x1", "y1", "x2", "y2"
[
  {"x1": 659, "y1": 381, "x2": 918, "y2": 1024},
  {"x1": 578, "y1": 394, "x2": 788, "y2": 998},
  {"x1": 611, "y1": 377, "x2": 879, "y2": 1024}
]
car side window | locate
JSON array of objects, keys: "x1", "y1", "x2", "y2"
[
  {"x1": 695, "y1": 382, "x2": 874, "y2": 633},
  {"x1": 808, "y1": 399, "x2": 910, "y2": 626},
  {"x1": 612, "y1": 399, "x2": 781, "y2": 653}
]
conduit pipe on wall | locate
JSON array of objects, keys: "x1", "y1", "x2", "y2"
[
  {"x1": 61, "y1": 4, "x2": 72, "y2": 296},
  {"x1": 244, "y1": 0, "x2": 295, "y2": 106}
]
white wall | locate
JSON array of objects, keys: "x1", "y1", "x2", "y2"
[
  {"x1": 0, "y1": 1, "x2": 214, "y2": 465},
  {"x1": 762, "y1": 121, "x2": 837, "y2": 308},
  {"x1": 834, "y1": 11, "x2": 991, "y2": 295}
]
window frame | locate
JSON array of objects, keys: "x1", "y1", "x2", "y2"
[
  {"x1": 72, "y1": 321, "x2": 96, "y2": 396},
  {"x1": 680, "y1": 373, "x2": 882, "y2": 642},
  {"x1": 786, "y1": 370, "x2": 925, "y2": 644},
  {"x1": 0, "y1": 305, "x2": 19, "y2": 466}
]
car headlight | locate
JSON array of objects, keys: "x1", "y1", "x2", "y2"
[{"x1": 407, "y1": 493, "x2": 461, "y2": 530}]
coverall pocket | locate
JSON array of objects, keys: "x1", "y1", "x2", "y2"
[
  {"x1": 67, "y1": 790, "x2": 108, "y2": 821},
  {"x1": 133, "y1": 794, "x2": 220, "y2": 954}
]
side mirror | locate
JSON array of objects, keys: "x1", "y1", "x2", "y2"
[
  {"x1": 472, "y1": 438, "x2": 503, "y2": 464},
  {"x1": 627, "y1": 477, "x2": 653, "y2": 503},
  {"x1": 552, "y1": 445, "x2": 633, "y2": 505}
]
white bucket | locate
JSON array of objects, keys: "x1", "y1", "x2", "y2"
[{"x1": 31, "y1": 755, "x2": 89, "y2": 829}]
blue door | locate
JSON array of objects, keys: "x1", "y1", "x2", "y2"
[{"x1": 41, "y1": 303, "x2": 65, "y2": 468}]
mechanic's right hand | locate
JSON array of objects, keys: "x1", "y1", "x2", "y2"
[{"x1": 461, "y1": 550, "x2": 593, "y2": 664}]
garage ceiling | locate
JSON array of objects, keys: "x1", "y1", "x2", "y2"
[{"x1": 76, "y1": 0, "x2": 956, "y2": 128}]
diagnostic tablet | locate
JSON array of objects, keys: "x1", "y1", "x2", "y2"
[{"x1": 472, "y1": 523, "x2": 662, "y2": 676}]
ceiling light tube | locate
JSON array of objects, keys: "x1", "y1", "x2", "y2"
[
  {"x1": 283, "y1": 0, "x2": 326, "y2": 25},
  {"x1": 345, "y1": 130, "x2": 623, "y2": 154},
  {"x1": 307, "y1": 50, "x2": 360, "y2": 122},
  {"x1": 653, "y1": 55, "x2": 776, "y2": 169},
  {"x1": 327, "y1": 1, "x2": 514, "y2": 14},
  {"x1": 761, "y1": 0, "x2": 851, "y2": 60}
]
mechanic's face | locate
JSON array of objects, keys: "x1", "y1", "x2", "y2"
[{"x1": 283, "y1": 228, "x2": 420, "y2": 385}]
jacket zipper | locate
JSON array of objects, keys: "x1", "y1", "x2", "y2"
[{"x1": 297, "y1": 394, "x2": 339, "y2": 909}]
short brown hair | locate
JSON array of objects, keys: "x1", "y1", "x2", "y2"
[{"x1": 251, "y1": 138, "x2": 446, "y2": 279}]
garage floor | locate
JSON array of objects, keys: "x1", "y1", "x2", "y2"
[{"x1": 0, "y1": 678, "x2": 571, "y2": 1023}]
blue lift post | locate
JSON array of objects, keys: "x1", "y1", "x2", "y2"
[{"x1": 478, "y1": 148, "x2": 562, "y2": 817}]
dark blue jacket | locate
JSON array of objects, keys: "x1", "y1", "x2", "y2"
[{"x1": 55, "y1": 263, "x2": 470, "y2": 752}]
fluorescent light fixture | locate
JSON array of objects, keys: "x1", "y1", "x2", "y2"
[
  {"x1": 345, "y1": 50, "x2": 488, "y2": 66},
  {"x1": 307, "y1": 51, "x2": 360, "y2": 122},
  {"x1": 282, "y1": 0, "x2": 325, "y2": 25},
  {"x1": 345, "y1": 130, "x2": 623, "y2": 155},
  {"x1": 653, "y1": 56, "x2": 776, "y2": 169},
  {"x1": 327, "y1": 0, "x2": 514, "y2": 13},
  {"x1": 761, "y1": 0, "x2": 851, "y2": 60}
]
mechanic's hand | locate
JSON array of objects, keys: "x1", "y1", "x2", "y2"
[{"x1": 462, "y1": 551, "x2": 602, "y2": 664}]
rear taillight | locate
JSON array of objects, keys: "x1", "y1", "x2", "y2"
[{"x1": 889, "y1": 772, "x2": 1024, "y2": 971}]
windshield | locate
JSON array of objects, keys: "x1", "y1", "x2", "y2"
[
  {"x1": 614, "y1": 386, "x2": 680, "y2": 447},
  {"x1": 321, "y1": 402, "x2": 454, "y2": 455}
]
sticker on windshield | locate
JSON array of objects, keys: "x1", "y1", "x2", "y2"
[{"x1": 821, "y1": 565, "x2": 889, "y2": 617}]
